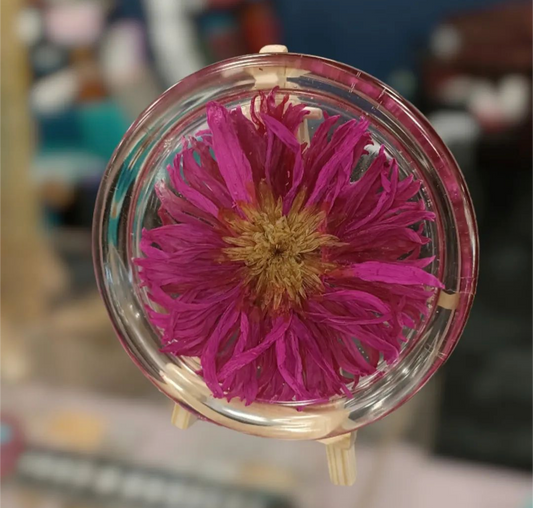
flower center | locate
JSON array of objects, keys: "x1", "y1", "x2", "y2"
[{"x1": 223, "y1": 189, "x2": 338, "y2": 311}]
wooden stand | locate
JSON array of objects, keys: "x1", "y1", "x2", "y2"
[
  {"x1": 169, "y1": 44, "x2": 357, "y2": 487},
  {"x1": 320, "y1": 432, "x2": 358, "y2": 486},
  {"x1": 1, "y1": 0, "x2": 42, "y2": 323},
  {"x1": 171, "y1": 404, "x2": 197, "y2": 430},
  {"x1": 171, "y1": 402, "x2": 358, "y2": 486}
]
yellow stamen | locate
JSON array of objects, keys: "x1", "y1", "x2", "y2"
[{"x1": 222, "y1": 185, "x2": 338, "y2": 311}]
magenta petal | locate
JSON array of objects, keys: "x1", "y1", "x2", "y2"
[
  {"x1": 402, "y1": 255, "x2": 437, "y2": 269},
  {"x1": 221, "y1": 313, "x2": 251, "y2": 392},
  {"x1": 261, "y1": 114, "x2": 304, "y2": 211},
  {"x1": 155, "y1": 183, "x2": 217, "y2": 226},
  {"x1": 291, "y1": 315, "x2": 348, "y2": 389},
  {"x1": 137, "y1": 91, "x2": 444, "y2": 405},
  {"x1": 181, "y1": 146, "x2": 232, "y2": 209},
  {"x1": 261, "y1": 113, "x2": 301, "y2": 152},
  {"x1": 201, "y1": 304, "x2": 240, "y2": 397},
  {"x1": 304, "y1": 114, "x2": 341, "y2": 179},
  {"x1": 348, "y1": 261, "x2": 444, "y2": 288},
  {"x1": 207, "y1": 101, "x2": 255, "y2": 204},
  {"x1": 275, "y1": 338, "x2": 305, "y2": 398},
  {"x1": 230, "y1": 107, "x2": 266, "y2": 185},
  {"x1": 322, "y1": 289, "x2": 391, "y2": 314},
  {"x1": 168, "y1": 155, "x2": 220, "y2": 217},
  {"x1": 219, "y1": 317, "x2": 291, "y2": 379},
  {"x1": 307, "y1": 119, "x2": 368, "y2": 206},
  {"x1": 333, "y1": 146, "x2": 388, "y2": 228},
  {"x1": 288, "y1": 331, "x2": 305, "y2": 392}
]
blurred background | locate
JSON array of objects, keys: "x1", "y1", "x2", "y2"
[{"x1": 1, "y1": 0, "x2": 531, "y2": 507}]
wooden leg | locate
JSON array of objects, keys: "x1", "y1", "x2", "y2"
[
  {"x1": 259, "y1": 44, "x2": 288, "y2": 54},
  {"x1": 320, "y1": 432, "x2": 357, "y2": 486},
  {"x1": 171, "y1": 404, "x2": 197, "y2": 430}
]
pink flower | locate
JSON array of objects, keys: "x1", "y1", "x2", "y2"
[{"x1": 137, "y1": 90, "x2": 443, "y2": 404}]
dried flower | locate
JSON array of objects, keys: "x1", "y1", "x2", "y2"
[{"x1": 137, "y1": 90, "x2": 443, "y2": 404}]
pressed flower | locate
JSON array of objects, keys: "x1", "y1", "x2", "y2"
[{"x1": 136, "y1": 89, "x2": 443, "y2": 404}]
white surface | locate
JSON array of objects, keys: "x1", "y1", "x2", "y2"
[
  {"x1": 30, "y1": 70, "x2": 79, "y2": 115},
  {"x1": 17, "y1": 8, "x2": 43, "y2": 46},
  {"x1": 431, "y1": 25, "x2": 462, "y2": 60},
  {"x1": 499, "y1": 75, "x2": 531, "y2": 124},
  {"x1": 2, "y1": 384, "x2": 531, "y2": 508},
  {"x1": 429, "y1": 111, "x2": 480, "y2": 145},
  {"x1": 44, "y1": 1, "x2": 105, "y2": 47},
  {"x1": 142, "y1": 0, "x2": 205, "y2": 87},
  {"x1": 100, "y1": 21, "x2": 148, "y2": 85}
]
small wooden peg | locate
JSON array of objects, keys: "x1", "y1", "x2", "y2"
[
  {"x1": 259, "y1": 44, "x2": 288, "y2": 54},
  {"x1": 247, "y1": 44, "x2": 308, "y2": 91},
  {"x1": 245, "y1": 44, "x2": 323, "y2": 145},
  {"x1": 321, "y1": 432, "x2": 357, "y2": 486},
  {"x1": 171, "y1": 404, "x2": 197, "y2": 430},
  {"x1": 437, "y1": 290, "x2": 460, "y2": 310}
]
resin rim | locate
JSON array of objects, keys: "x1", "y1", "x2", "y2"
[{"x1": 93, "y1": 53, "x2": 478, "y2": 440}]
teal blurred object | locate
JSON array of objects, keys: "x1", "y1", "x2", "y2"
[
  {"x1": 34, "y1": 100, "x2": 145, "y2": 231},
  {"x1": 37, "y1": 108, "x2": 82, "y2": 149},
  {"x1": 78, "y1": 100, "x2": 131, "y2": 160},
  {"x1": 0, "y1": 423, "x2": 13, "y2": 445}
]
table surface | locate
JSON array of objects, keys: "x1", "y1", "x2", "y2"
[{"x1": 2, "y1": 383, "x2": 531, "y2": 508}]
